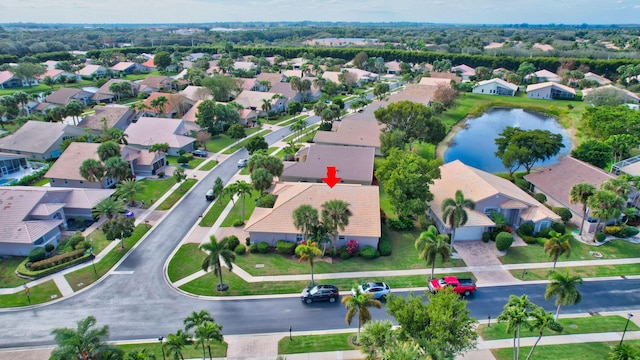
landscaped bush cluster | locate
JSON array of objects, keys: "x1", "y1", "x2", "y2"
[
  {"x1": 339, "y1": 245, "x2": 350, "y2": 259},
  {"x1": 378, "y1": 230, "x2": 391, "y2": 256},
  {"x1": 67, "y1": 232, "x2": 86, "y2": 249},
  {"x1": 552, "y1": 207, "x2": 573, "y2": 224},
  {"x1": 514, "y1": 177, "x2": 530, "y2": 192},
  {"x1": 44, "y1": 243, "x2": 55, "y2": 252},
  {"x1": 604, "y1": 225, "x2": 640, "y2": 238},
  {"x1": 536, "y1": 227, "x2": 552, "y2": 238},
  {"x1": 10, "y1": 167, "x2": 49, "y2": 186},
  {"x1": 495, "y1": 232, "x2": 514, "y2": 251},
  {"x1": 595, "y1": 232, "x2": 607, "y2": 243},
  {"x1": 533, "y1": 193, "x2": 547, "y2": 204},
  {"x1": 388, "y1": 217, "x2": 414, "y2": 231},
  {"x1": 360, "y1": 245, "x2": 380, "y2": 259},
  {"x1": 234, "y1": 244, "x2": 246, "y2": 255},
  {"x1": 28, "y1": 249, "x2": 86, "y2": 271},
  {"x1": 257, "y1": 242, "x2": 270, "y2": 253},
  {"x1": 276, "y1": 240, "x2": 296, "y2": 255},
  {"x1": 226, "y1": 236, "x2": 240, "y2": 250},
  {"x1": 255, "y1": 194, "x2": 276, "y2": 208},
  {"x1": 518, "y1": 222, "x2": 535, "y2": 236},
  {"x1": 346, "y1": 239, "x2": 360, "y2": 256},
  {"x1": 233, "y1": 219, "x2": 244, "y2": 227},
  {"x1": 536, "y1": 237, "x2": 547, "y2": 246},
  {"x1": 28, "y1": 248, "x2": 46, "y2": 262},
  {"x1": 521, "y1": 235, "x2": 538, "y2": 244},
  {"x1": 551, "y1": 222, "x2": 566, "y2": 234},
  {"x1": 418, "y1": 215, "x2": 434, "y2": 230},
  {"x1": 248, "y1": 244, "x2": 258, "y2": 253}
]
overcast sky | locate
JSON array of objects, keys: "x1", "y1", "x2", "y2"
[{"x1": 0, "y1": 0, "x2": 638, "y2": 24}]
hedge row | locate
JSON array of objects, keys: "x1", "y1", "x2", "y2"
[
  {"x1": 18, "y1": 252, "x2": 92, "y2": 279},
  {"x1": 28, "y1": 249, "x2": 86, "y2": 271}
]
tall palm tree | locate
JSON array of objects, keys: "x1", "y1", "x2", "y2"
[
  {"x1": 525, "y1": 306, "x2": 562, "y2": 360},
  {"x1": 104, "y1": 156, "x2": 132, "y2": 184},
  {"x1": 80, "y1": 159, "x2": 106, "y2": 183},
  {"x1": 12, "y1": 91, "x2": 29, "y2": 116},
  {"x1": 569, "y1": 183, "x2": 596, "y2": 236},
  {"x1": 415, "y1": 225, "x2": 451, "y2": 279},
  {"x1": 341, "y1": 287, "x2": 382, "y2": 344},
  {"x1": 588, "y1": 190, "x2": 626, "y2": 242},
  {"x1": 293, "y1": 204, "x2": 319, "y2": 242},
  {"x1": 307, "y1": 222, "x2": 331, "y2": 256},
  {"x1": 97, "y1": 140, "x2": 121, "y2": 162},
  {"x1": 50, "y1": 315, "x2": 121, "y2": 360},
  {"x1": 543, "y1": 230, "x2": 573, "y2": 270},
  {"x1": 194, "y1": 321, "x2": 223, "y2": 360},
  {"x1": 109, "y1": 81, "x2": 123, "y2": 102},
  {"x1": 233, "y1": 180, "x2": 253, "y2": 222},
  {"x1": 164, "y1": 330, "x2": 192, "y2": 360},
  {"x1": 295, "y1": 241, "x2": 322, "y2": 286},
  {"x1": 497, "y1": 295, "x2": 536, "y2": 360},
  {"x1": 184, "y1": 310, "x2": 215, "y2": 360},
  {"x1": 601, "y1": 177, "x2": 633, "y2": 199},
  {"x1": 200, "y1": 236, "x2": 236, "y2": 292},
  {"x1": 441, "y1": 190, "x2": 476, "y2": 253},
  {"x1": 321, "y1": 199, "x2": 352, "y2": 255},
  {"x1": 65, "y1": 100, "x2": 84, "y2": 125},
  {"x1": 544, "y1": 271, "x2": 583, "y2": 320},
  {"x1": 91, "y1": 197, "x2": 126, "y2": 220},
  {"x1": 261, "y1": 98, "x2": 272, "y2": 119},
  {"x1": 116, "y1": 179, "x2": 146, "y2": 206},
  {"x1": 150, "y1": 95, "x2": 168, "y2": 116}
]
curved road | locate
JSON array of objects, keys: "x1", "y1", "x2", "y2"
[{"x1": 1, "y1": 114, "x2": 640, "y2": 349}]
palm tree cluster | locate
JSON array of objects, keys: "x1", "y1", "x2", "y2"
[
  {"x1": 177, "y1": 310, "x2": 224, "y2": 360},
  {"x1": 79, "y1": 140, "x2": 131, "y2": 185}
]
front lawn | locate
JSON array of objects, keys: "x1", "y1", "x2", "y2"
[
  {"x1": 278, "y1": 333, "x2": 356, "y2": 354},
  {"x1": 500, "y1": 238, "x2": 639, "y2": 264},
  {"x1": 199, "y1": 160, "x2": 218, "y2": 171},
  {"x1": 206, "y1": 127, "x2": 264, "y2": 153},
  {"x1": 116, "y1": 341, "x2": 226, "y2": 358},
  {"x1": 199, "y1": 195, "x2": 232, "y2": 227},
  {"x1": 136, "y1": 178, "x2": 176, "y2": 206},
  {"x1": 156, "y1": 178, "x2": 197, "y2": 210},
  {"x1": 512, "y1": 263, "x2": 640, "y2": 281},
  {"x1": 167, "y1": 244, "x2": 207, "y2": 283},
  {"x1": 222, "y1": 130, "x2": 272, "y2": 154},
  {"x1": 0, "y1": 257, "x2": 29, "y2": 288},
  {"x1": 166, "y1": 155, "x2": 204, "y2": 169},
  {"x1": 219, "y1": 190, "x2": 260, "y2": 227},
  {"x1": 0, "y1": 280, "x2": 61, "y2": 308},
  {"x1": 492, "y1": 341, "x2": 640, "y2": 360}
]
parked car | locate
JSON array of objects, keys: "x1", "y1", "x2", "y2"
[
  {"x1": 205, "y1": 189, "x2": 214, "y2": 201},
  {"x1": 352, "y1": 281, "x2": 390, "y2": 300},
  {"x1": 192, "y1": 149, "x2": 208, "y2": 158},
  {"x1": 428, "y1": 276, "x2": 477, "y2": 297},
  {"x1": 301, "y1": 284, "x2": 340, "y2": 304},
  {"x1": 237, "y1": 159, "x2": 247, "y2": 168}
]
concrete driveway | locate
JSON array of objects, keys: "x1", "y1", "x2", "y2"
[{"x1": 454, "y1": 241, "x2": 521, "y2": 286}]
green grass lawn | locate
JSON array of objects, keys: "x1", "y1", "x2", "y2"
[
  {"x1": 500, "y1": 238, "x2": 640, "y2": 265},
  {"x1": 222, "y1": 130, "x2": 272, "y2": 154},
  {"x1": 199, "y1": 195, "x2": 232, "y2": 227},
  {"x1": 479, "y1": 315, "x2": 639, "y2": 340},
  {"x1": 378, "y1": 182, "x2": 396, "y2": 218},
  {"x1": 219, "y1": 190, "x2": 260, "y2": 227},
  {"x1": 0, "y1": 280, "x2": 61, "y2": 307},
  {"x1": 279, "y1": 114, "x2": 310, "y2": 127},
  {"x1": 136, "y1": 178, "x2": 176, "y2": 207},
  {"x1": 165, "y1": 156, "x2": 204, "y2": 169},
  {"x1": 33, "y1": 178, "x2": 50, "y2": 186},
  {"x1": 278, "y1": 333, "x2": 357, "y2": 354},
  {"x1": 156, "y1": 178, "x2": 197, "y2": 210},
  {"x1": 267, "y1": 146, "x2": 280, "y2": 155},
  {"x1": 199, "y1": 160, "x2": 218, "y2": 171},
  {"x1": 492, "y1": 340, "x2": 640, "y2": 360},
  {"x1": 116, "y1": 341, "x2": 227, "y2": 358},
  {"x1": 167, "y1": 244, "x2": 207, "y2": 283},
  {"x1": 281, "y1": 125, "x2": 318, "y2": 143},
  {"x1": 65, "y1": 225, "x2": 150, "y2": 292},
  {"x1": 512, "y1": 263, "x2": 640, "y2": 281},
  {"x1": 206, "y1": 127, "x2": 265, "y2": 153},
  {"x1": 0, "y1": 257, "x2": 29, "y2": 288}
]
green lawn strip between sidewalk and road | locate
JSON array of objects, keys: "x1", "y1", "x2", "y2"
[
  {"x1": 278, "y1": 333, "x2": 357, "y2": 354},
  {"x1": 64, "y1": 225, "x2": 150, "y2": 292},
  {"x1": 136, "y1": 178, "x2": 176, "y2": 207},
  {"x1": 281, "y1": 124, "x2": 318, "y2": 143},
  {"x1": 199, "y1": 160, "x2": 218, "y2": 171},
  {"x1": 219, "y1": 190, "x2": 260, "y2": 227},
  {"x1": 178, "y1": 268, "x2": 473, "y2": 297},
  {"x1": 479, "y1": 315, "x2": 639, "y2": 340},
  {"x1": 222, "y1": 130, "x2": 272, "y2": 154},
  {"x1": 279, "y1": 114, "x2": 310, "y2": 127},
  {"x1": 492, "y1": 340, "x2": 640, "y2": 360},
  {"x1": 500, "y1": 238, "x2": 639, "y2": 265},
  {"x1": 116, "y1": 341, "x2": 227, "y2": 358},
  {"x1": 0, "y1": 280, "x2": 61, "y2": 308},
  {"x1": 167, "y1": 244, "x2": 207, "y2": 283},
  {"x1": 156, "y1": 179, "x2": 197, "y2": 210},
  {"x1": 199, "y1": 195, "x2": 232, "y2": 227},
  {"x1": 512, "y1": 263, "x2": 640, "y2": 281}
]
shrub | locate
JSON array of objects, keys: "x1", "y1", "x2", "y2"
[
  {"x1": 621, "y1": 226, "x2": 640, "y2": 238},
  {"x1": 418, "y1": 215, "x2": 433, "y2": 230},
  {"x1": 489, "y1": 229, "x2": 501, "y2": 241},
  {"x1": 518, "y1": 222, "x2": 535, "y2": 236},
  {"x1": 360, "y1": 245, "x2": 380, "y2": 259},
  {"x1": 177, "y1": 155, "x2": 190, "y2": 164},
  {"x1": 9, "y1": 167, "x2": 48, "y2": 186},
  {"x1": 346, "y1": 239, "x2": 360, "y2": 256},
  {"x1": 482, "y1": 232, "x2": 491, "y2": 243},
  {"x1": 28, "y1": 248, "x2": 46, "y2": 262},
  {"x1": 233, "y1": 219, "x2": 244, "y2": 227},
  {"x1": 44, "y1": 243, "x2": 55, "y2": 252},
  {"x1": 604, "y1": 225, "x2": 622, "y2": 236},
  {"x1": 536, "y1": 237, "x2": 547, "y2": 246},
  {"x1": 379, "y1": 209, "x2": 387, "y2": 224},
  {"x1": 595, "y1": 232, "x2": 607, "y2": 243},
  {"x1": 234, "y1": 244, "x2": 246, "y2": 255},
  {"x1": 248, "y1": 243, "x2": 258, "y2": 253},
  {"x1": 514, "y1": 178, "x2": 530, "y2": 191},
  {"x1": 276, "y1": 240, "x2": 296, "y2": 255},
  {"x1": 340, "y1": 251, "x2": 351, "y2": 260},
  {"x1": 29, "y1": 249, "x2": 86, "y2": 271},
  {"x1": 533, "y1": 193, "x2": 547, "y2": 204},
  {"x1": 245, "y1": 237, "x2": 251, "y2": 246},
  {"x1": 68, "y1": 232, "x2": 85, "y2": 249},
  {"x1": 226, "y1": 236, "x2": 240, "y2": 250},
  {"x1": 536, "y1": 227, "x2": 552, "y2": 238},
  {"x1": 257, "y1": 242, "x2": 270, "y2": 254},
  {"x1": 388, "y1": 217, "x2": 414, "y2": 231},
  {"x1": 496, "y1": 232, "x2": 514, "y2": 251},
  {"x1": 255, "y1": 194, "x2": 276, "y2": 208},
  {"x1": 552, "y1": 207, "x2": 573, "y2": 224},
  {"x1": 80, "y1": 241, "x2": 91, "y2": 250},
  {"x1": 551, "y1": 222, "x2": 566, "y2": 235},
  {"x1": 522, "y1": 235, "x2": 538, "y2": 244},
  {"x1": 378, "y1": 230, "x2": 391, "y2": 256},
  {"x1": 318, "y1": 122, "x2": 332, "y2": 131}
]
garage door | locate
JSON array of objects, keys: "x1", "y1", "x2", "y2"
[{"x1": 454, "y1": 226, "x2": 484, "y2": 241}]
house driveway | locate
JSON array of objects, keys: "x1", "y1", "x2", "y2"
[{"x1": 454, "y1": 240, "x2": 521, "y2": 286}]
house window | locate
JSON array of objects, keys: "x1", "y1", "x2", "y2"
[
  {"x1": 296, "y1": 234, "x2": 303, "y2": 242},
  {"x1": 484, "y1": 207, "x2": 499, "y2": 216},
  {"x1": 338, "y1": 236, "x2": 346, "y2": 242}
]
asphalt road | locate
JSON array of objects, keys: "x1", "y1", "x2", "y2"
[{"x1": 1, "y1": 114, "x2": 639, "y2": 349}]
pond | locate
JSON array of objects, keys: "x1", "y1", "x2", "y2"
[{"x1": 443, "y1": 108, "x2": 572, "y2": 173}]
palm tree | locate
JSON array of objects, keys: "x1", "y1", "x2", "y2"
[
  {"x1": 104, "y1": 156, "x2": 132, "y2": 184},
  {"x1": 341, "y1": 287, "x2": 382, "y2": 344},
  {"x1": 80, "y1": 159, "x2": 106, "y2": 183},
  {"x1": 194, "y1": 321, "x2": 223, "y2": 360},
  {"x1": 569, "y1": 183, "x2": 596, "y2": 236},
  {"x1": 441, "y1": 190, "x2": 476, "y2": 253},
  {"x1": 164, "y1": 330, "x2": 192, "y2": 360},
  {"x1": 97, "y1": 140, "x2": 121, "y2": 162},
  {"x1": 381, "y1": 341, "x2": 426, "y2": 360},
  {"x1": 497, "y1": 295, "x2": 536, "y2": 360},
  {"x1": 184, "y1": 310, "x2": 215, "y2": 360},
  {"x1": 544, "y1": 230, "x2": 573, "y2": 270},
  {"x1": 415, "y1": 225, "x2": 451, "y2": 279},
  {"x1": 609, "y1": 343, "x2": 640, "y2": 360},
  {"x1": 42, "y1": 75, "x2": 57, "y2": 91},
  {"x1": 293, "y1": 204, "x2": 319, "y2": 242},
  {"x1": 358, "y1": 320, "x2": 395, "y2": 360},
  {"x1": 601, "y1": 177, "x2": 633, "y2": 199},
  {"x1": 308, "y1": 222, "x2": 331, "y2": 256},
  {"x1": 109, "y1": 81, "x2": 123, "y2": 102},
  {"x1": 65, "y1": 100, "x2": 84, "y2": 125},
  {"x1": 321, "y1": 199, "x2": 352, "y2": 255},
  {"x1": 150, "y1": 95, "x2": 168, "y2": 116},
  {"x1": 116, "y1": 179, "x2": 146, "y2": 206},
  {"x1": 588, "y1": 190, "x2": 626, "y2": 242},
  {"x1": 233, "y1": 180, "x2": 253, "y2": 223},
  {"x1": 295, "y1": 240, "x2": 322, "y2": 286},
  {"x1": 544, "y1": 271, "x2": 583, "y2": 320},
  {"x1": 525, "y1": 306, "x2": 562, "y2": 360},
  {"x1": 124, "y1": 349, "x2": 157, "y2": 360},
  {"x1": 50, "y1": 315, "x2": 121, "y2": 360},
  {"x1": 91, "y1": 197, "x2": 126, "y2": 220},
  {"x1": 261, "y1": 98, "x2": 272, "y2": 119},
  {"x1": 200, "y1": 235, "x2": 236, "y2": 292},
  {"x1": 12, "y1": 91, "x2": 29, "y2": 116}
]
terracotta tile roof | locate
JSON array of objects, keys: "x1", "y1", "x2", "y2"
[
  {"x1": 428, "y1": 72, "x2": 462, "y2": 82},
  {"x1": 584, "y1": 72, "x2": 612, "y2": 85},
  {"x1": 524, "y1": 156, "x2": 615, "y2": 216},
  {"x1": 45, "y1": 87, "x2": 91, "y2": 105},
  {"x1": 234, "y1": 91, "x2": 280, "y2": 109},
  {"x1": 110, "y1": 62, "x2": 136, "y2": 71},
  {"x1": 78, "y1": 105, "x2": 133, "y2": 131},
  {"x1": 0, "y1": 71, "x2": 15, "y2": 84},
  {"x1": 245, "y1": 183, "x2": 380, "y2": 238},
  {"x1": 385, "y1": 61, "x2": 402, "y2": 72},
  {"x1": 313, "y1": 118, "x2": 382, "y2": 148},
  {"x1": 181, "y1": 100, "x2": 202, "y2": 122},
  {"x1": 383, "y1": 83, "x2": 436, "y2": 106},
  {"x1": 45, "y1": 142, "x2": 101, "y2": 181},
  {"x1": 37, "y1": 69, "x2": 64, "y2": 80},
  {"x1": 269, "y1": 82, "x2": 297, "y2": 100},
  {"x1": 451, "y1": 64, "x2": 476, "y2": 76},
  {"x1": 142, "y1": 58, "x2": 155, "y2": 68},
  {"x1": 140, "y1": 76, "x2": 172, "y2": 90},
  {"x1": 142, "y1": 93, "x2": 193, "y2": 115},
  {"x1": 282, "y1": 144, "x2": 374, "y2": 184},
  {"x1": 180, "y1": 86, "x2": 213, "y2": 101}
]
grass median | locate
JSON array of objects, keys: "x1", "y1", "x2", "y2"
[
  {"x1": 116, "y1": 341, "x2": 227, "y2": 358},
  {"x1": 0, "y1": 280, "x2": 61, "y2": 308},
  {"x1": 167, "y1": 244, "x2": 207, "y2": 283},
  {"x1": 199, "y1": 195, "x2": 232, "y2": 227},
  {"x1": 199, "y1": 160, "x2": 218, "y2": 171},
  {"x1": 492, "y1": 340, "x2": 640, "y2": 360},
  {"x1": 511, "y1": 263, "x2": 640, "y2": 281},
  {"x1": 278, "y1": 333, "x2": 356, "y2": 355},
  {"x1": 156, "y1": 179, "x2": 197, "y2": 210}
]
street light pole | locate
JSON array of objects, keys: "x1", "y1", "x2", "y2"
[
  {"x1": 158, "y1": 336, "x2": 166, "y2": 360},
  {"x1": 89, "y1": 238, "x2": 96, "y2": 275},
  {"x1": 620, "y1": 313, "x2": 634, "y2": 346}
]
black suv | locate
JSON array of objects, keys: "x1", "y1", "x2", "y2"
[{"x1": 300, "y1": 284, "x2": 339, "y2": 304}]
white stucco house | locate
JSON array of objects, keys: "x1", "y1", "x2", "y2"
[{"x1": 472, "y1": 78, "x2": 519, "y2": 96}]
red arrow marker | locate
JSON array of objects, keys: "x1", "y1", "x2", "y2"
[{"x1": 322, "y1": 166, "x2": 342, "y2": 188}]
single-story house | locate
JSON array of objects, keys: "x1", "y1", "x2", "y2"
[
  {"x1": 428, "y1": 160, "x2": 560, "y2": 241},
  {"x1": 125, "y1": 117, "x2": 198, "y2": 156},
  {"x1": 37, "y1": 69, "x2": 81, "y2": 82},
  {"x1": 0, "y1": 152, "x2": 30, "y2": 181},
  {"x1": 91, "y1": 79, "x2": 139, "y2": 103},
  {"x1": 110, "y1": 61, "x2": 148, "y2": 75},
  {"x1": 180, "y1": 86, "x2": 213, "y2": 102},
  {"x1": 385, "y1": 61, "x2": 402, "y2": 75},
  {"x1": 526, "y1": 82, "x2": 576, "y2": 100},
  {"x1": 612, "y1": 154, "x2": 640, "y2": 177},
  {"x1": 340, "y1": 68, "x2": 379, "y2": 85},
  {"x1": 584, "y1": 72, "x2": 612, "y2": 85},
  {"x1": 313, "y1": 118, "x2": 383, "y2": 156},
  {"x1": 239, "y1": 78, "x2": 262, "y2": 92},
  {"x1": 451, "y1": 64, "x2": 476, "y2": 82},
  {"x1": 233, "y1": 61, "x2": 256, "y2": 71},
  {"x1": 429, "y1": 72, "x2": 462, "y2": 83},
  {"x1": 76, "y1": 65, "x2": 107, "y2": 78},
  {"x1": 473, "y1": 78, "x2": 519, "y2": 96},
  {"x1": 0, "y1": 70, "x2": 24, "y2": 89},
  {"x1": 234, "y1": 91, "x2": 287, "y2": 114},
  {"x1": 383, "y1": 83, "x2": 437, "y2": 106},
  {"x1": 238, "y1": 109, "x2": 258, "y2": 125},
  {"x1": 0, "y1": 121, "x2": 85, "y2": 160},
  {"x1": 140, "y1": 93, "x2": 194, "y2": 118},
  {"x1": 524, "y1": 156, "x2": 616, "y2": 229},
  {"x1": 320, "y1": 71, "x2": 341, "y2": 85},
  {"x1": 78, "y1": 105, "x2": 135, "y2": 132},
  {"x1": 141, "y1": 57, "x2": 157, "y2": 70},
  {"x1": 0, "y1": 186, "x2": 114, "y2": 256},
  {"x1": 45, "y1": 87, "x2": 94, "y2": 106},
  {"x1": 256, "y1": 72, "x2": 287, "y2": 86},
  {"x1": 138, "y1": 75, "x2": 174, "y2": 94},
  {"x1": 281, "y1": 144, "x2": 375, "y2": 185},
  {"x1": 581, "y1": 85, "x2": 640, "y2": 104},
  {"x1": 525, "y1": 69, "x2": 561, "y2": 83},
  {"x1": 418, "y1": 77, "x2": 453, "y2": 87},
  {"x1": 244, "y1": 182, "x2": 381, "y2": 248}
]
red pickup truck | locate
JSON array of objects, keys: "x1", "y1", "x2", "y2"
[{"x1": 428, "y1": 276, "x2": 477, "y2": 296}]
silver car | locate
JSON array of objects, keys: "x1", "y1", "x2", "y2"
[{"x1": 352, "y1": 281, "x2": 391, "y2": 300}]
